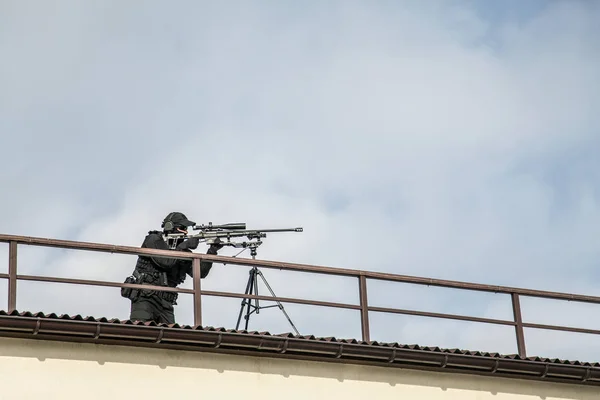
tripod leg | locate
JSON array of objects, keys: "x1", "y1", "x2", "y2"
[
  {"x1": 236, "y1": 268, "x2": 255, "y2": 330},
  {"x1": 256, "y1": 269, "x2": 300, "y2": 336},
  {"x1": 244, "y1": 268, "x2": 256, "y2": 331},
  {"x1": 253, "y1": 266, "x2": 259, "y2": 314}
]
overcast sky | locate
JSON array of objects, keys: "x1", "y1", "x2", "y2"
[{"x1": 1, "y1": 0, "x2": 599, "y2": 363}]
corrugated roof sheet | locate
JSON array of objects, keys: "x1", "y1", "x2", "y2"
[
  {"x1": 0, "y1": 309, "x2": 599, "y2": 386},
  {"x1": 0, "y1": 309, "x2": 597, "y2": 366}
]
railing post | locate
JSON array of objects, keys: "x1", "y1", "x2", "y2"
[
  {"x1": 359, "y1": 275, "x2": 370, "y2": 342},
  {"x1": 511, "y1": 293, "x2": 527, "y2": 357},
  {"x1": 192, "y1": 258, "x2": 202, "y2": 326},
  {"x1": 8, "y1": 241, "x2": 17, "y2": 312}
]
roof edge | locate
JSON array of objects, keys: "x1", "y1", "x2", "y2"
[{"x1": 0, "y1": 313, "x2": 598, "y2": 387}]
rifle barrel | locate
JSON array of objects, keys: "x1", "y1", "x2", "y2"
[{"x1": 249, "y1": 228, "x2": 303, "y2": 233}]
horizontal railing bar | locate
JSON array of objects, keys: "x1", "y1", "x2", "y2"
[
  {"x1": 16, "y1": 274, "x2": 194, "y2": 294},
  {"x1": 523, "y1": 322, "x2": 600, "y2": 336},
  {"x1": 0, "y1": 234, "x2": 363, "y2": 277},
  {"x1": 8, "y1": 271, "x2": 600, "y2": 338},
  {"x1": 15, "y1": 274, "x2": 358, "y2": 310},
  {"x1": 201, "y1": 290, "x2": 361, "y2": 310},
  {"x1": 369, "y1": 305, "x2": 516, "y2": 326},
  {"x1": 3, "y1": 233, "x2": 600, "y2": 306},
  {"x1": 0, "y1": 234, "x2": 200, "y2": 260},
  {"x1": 365, "y1": 271, "x2": 600, "y2": 305}
]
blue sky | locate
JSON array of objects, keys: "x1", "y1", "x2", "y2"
[{"x1": 1, "y1": 0, "x2": 599, "y2": 362}]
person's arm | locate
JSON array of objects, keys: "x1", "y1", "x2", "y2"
[
  {"x1": 143, "y1": 233, "x2": 199, "y2": 271},
  {"x1": 187, "y1": 239, "x2": 223, "y2": 278},
  {"x1": 199, "y1": 246, "x2": 218, "y2": 278}
]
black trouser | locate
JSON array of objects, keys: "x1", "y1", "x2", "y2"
[{"x1": 130, "y1": 295, "x2": 175, "y2": 324}]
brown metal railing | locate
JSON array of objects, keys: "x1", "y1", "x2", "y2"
[{"x1": 2, "y1": 233, "x2": 600, "y2": 358}]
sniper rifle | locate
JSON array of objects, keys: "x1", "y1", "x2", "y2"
[{"x1": 163, "y1": 222, "x2": 303, "y2": 258}]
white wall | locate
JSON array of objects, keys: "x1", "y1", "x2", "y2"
[{"x1": 0, "y1": 337, "x2": 596, "y2": 400}]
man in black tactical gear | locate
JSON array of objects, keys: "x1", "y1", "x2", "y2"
[{"x1": 123, "y1": 211, "x2": 223, "y2": 324}]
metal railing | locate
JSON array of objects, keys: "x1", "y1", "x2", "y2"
[{"x1": 1, "y1": 233, "x2": 600, "y2": 358}]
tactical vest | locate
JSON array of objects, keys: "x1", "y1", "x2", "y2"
[{"x1": 132, "y1": 256, "x2": 180, "y2": 304}]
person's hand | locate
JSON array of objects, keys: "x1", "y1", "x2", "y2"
[
  {"x1": 207, "y1": 237, "x2": 224, "y2": 254},
  {"x1": 177, "y1": 236, "x2": 200, "y2": 251}
]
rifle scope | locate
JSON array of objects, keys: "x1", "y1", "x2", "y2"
[{"x1": 193, "y1": 222, "x2": 247, "y2": 231}]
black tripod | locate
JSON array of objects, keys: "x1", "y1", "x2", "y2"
[{"x1": 234, "y1": 242, "x2": 300, "y2": 335}]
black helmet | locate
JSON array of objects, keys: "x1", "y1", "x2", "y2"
[{"x1": 161, "y1": 212, "x2": 196, "y2": 232}]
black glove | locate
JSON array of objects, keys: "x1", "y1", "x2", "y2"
[
  {"x1": 177, "y1": 236, "x2": 200, "y2": 251},
  {"x1": 207, "y1": 237, "x2": 224, "y2": 254}
]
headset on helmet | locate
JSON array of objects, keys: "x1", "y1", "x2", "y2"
[{"x1": 161, "y1": 212, "x2": 195, "y2": 232}]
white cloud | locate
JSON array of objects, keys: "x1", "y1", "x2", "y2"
[{"x1": 1, "y1": 0, "x2": 600, "y2": 362}]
